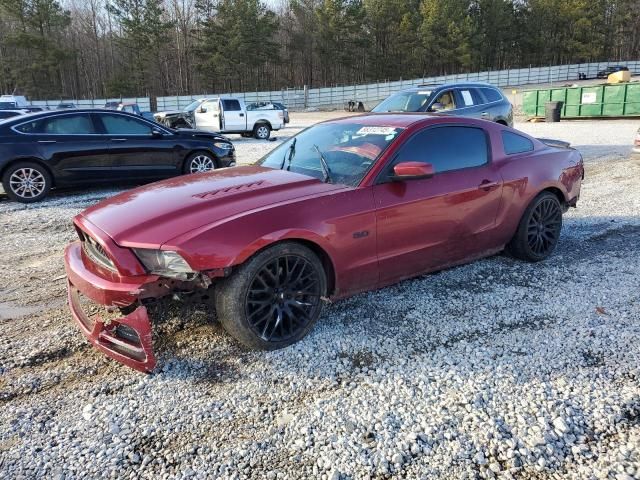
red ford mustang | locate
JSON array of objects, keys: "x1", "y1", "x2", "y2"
[{"x1": 64, "y1": 114, "x2": 584, "y2": 372}]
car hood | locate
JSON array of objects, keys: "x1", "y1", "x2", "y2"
[
  {"x1": 79, "y1": 166, "x2": 344, "y2": 248},
  {"x1": 173, "y1": 129, "x2": 230, "y2": 142},
  {"x1": 154, "y1": 110, "x2": 184, "y2": 118}
]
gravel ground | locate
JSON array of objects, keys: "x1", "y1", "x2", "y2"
[{"x1": 0, "y1": 116, "x2": 639, "y2": 480}]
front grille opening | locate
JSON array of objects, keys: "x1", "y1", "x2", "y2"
[
  {"x1": 74, "y1": 291, "x2": 97, "y2": 331},
  {"x1": 114, "y1": 324, "x2": 140, "y2": 343}
]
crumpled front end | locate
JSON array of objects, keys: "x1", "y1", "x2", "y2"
[
  {"x1": 65, "y1": 241, "x2": 157, "y2": 372},
  {"x1": 64, "y1": 216, "x2": 219, "y2": 372}
]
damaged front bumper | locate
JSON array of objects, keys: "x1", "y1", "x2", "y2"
[{"x1": 65, "y1": 241, "x2": 159, "y2": 372}]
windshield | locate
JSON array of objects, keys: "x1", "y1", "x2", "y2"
[
  {"x1": 259, "y1": 122, "x2": 403, "y2": 186},
  {"x1": 0, "y1": 102, "x2": 17, "y2": 109},
  {"x1": 184, "y1": 100, "x2": 204, "y2": 112},
  {"x1": 372, "y1": 91, "x2": 433, "y2": 112}
]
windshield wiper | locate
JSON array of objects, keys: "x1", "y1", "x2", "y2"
[
  {"x1": 313, "y1": 144, "x2": 332, "y2": 183},
  {"x1": 280, "y1": 138, "x2": 296, "y2": 170}
]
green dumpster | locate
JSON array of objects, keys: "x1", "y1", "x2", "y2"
[{"x1": 522, "y1": 82, "x2": 640, "y2": 119}]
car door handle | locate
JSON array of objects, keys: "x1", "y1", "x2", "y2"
[
  {"x1": 111, "y1": 138, "x2": 127, "y2": 142},
  {"x1": 481, "y1": 112, "x2": 489, "y2": 117},
  {"x1": 478, "y1": 180, "x2": 499, "y2": 191},
  {"x1": 239, "y1": 113, "x2": 245, "y2": 117},
  {"x1": 38, "y1": 140, "x2": 56, "y2": 144}
]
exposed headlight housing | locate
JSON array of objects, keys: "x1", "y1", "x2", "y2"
[
  {"x1": 214, "y1": 141, "x2": 233, "y2": 150},
  {"x1": 133, "y1": 249, "x2": 195, "y2": 280}
]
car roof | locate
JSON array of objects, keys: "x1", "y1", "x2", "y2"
[
  {"x1": 398, "y1": 81, "x2": 500, "y2": 93},
  {"x1": 0, "y1": 108, "x2": 147, "y2": 124},
  {"x1": 321, "y1": 112, "x2": 463, "y2": 128}
]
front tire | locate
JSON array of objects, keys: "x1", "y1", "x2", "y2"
[
  {"x1": 253, "y1": 123, "x2": 271, "y2": 140},
  {"x1": 215, "y1": 242, "x2": 326, "y2": 350},
  {"x1": 507, "y1": 191, "x2": 563, "y2": 262},
  {"x1": 2, "y1": 161, "x2": 52, "y2": 203},
  {"x1": 183, "y1": 152, "x2": 217, "y2": 174}
]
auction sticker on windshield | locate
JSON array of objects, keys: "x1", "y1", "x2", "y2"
[{"x1": 356, "y1": 126, "x2": 398, "y2": 136}]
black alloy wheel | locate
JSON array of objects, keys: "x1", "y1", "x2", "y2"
[
  {"x1": 215, "y1": 242, "x2": 326, "y2": 350},
  {"x1": 245, "y1": 255, "x2": 322, "y2": 342},
  {"x1": 526, "y1": 196, "x2": 562, "y2": 256},
  {"x1": 507, "y1": 191, "x2": 563, "y2": 262}
]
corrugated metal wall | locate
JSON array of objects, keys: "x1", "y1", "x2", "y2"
[{"x1": 30, "y1": 61, "x2": 640, "y2": 112}]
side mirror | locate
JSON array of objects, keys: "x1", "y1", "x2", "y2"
[
  {"x1": 429, "y1": 102, "x2": 445, "y2": 112},
  {"x1": 151, "y1": 129, "x2": 164, "y2": 138},
  {"x1": 198, "y1": 106, "x2": 207, "y2": 113},
  {"x1": 391, "y1": 162, "x2": 435, "y2": 181}
]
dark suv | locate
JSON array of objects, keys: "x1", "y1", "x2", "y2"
[
  {"x1": 596, "y1": 65, "x2": 629, "y2": 79},
  {"x1": 372, "y1": 82, "x2": 513, "y2": 126}
]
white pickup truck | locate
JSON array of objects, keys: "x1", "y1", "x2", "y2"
[{"x1": 154, "y1": 97, "x2": 285, "y2": 139}]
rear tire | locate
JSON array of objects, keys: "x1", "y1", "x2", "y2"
[
  {"x1": 507, "y1": 191, "x2": 563, "y2": 262},
  {"x1": 253, "y1": 123, "x2": 271, "y2": 140},
  {"x1": 215, "y1": 242, "x2": 326, "y2": 350},
  {"x1": 2, "y1": 161, "x2": 52, "y2": 203}
]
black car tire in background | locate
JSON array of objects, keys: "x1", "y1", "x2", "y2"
[
  {"x1": 2, "y1": 161, "x2": 52, "y2": 203},
  {"x1": 183, "y1": 151, "x2": 217, "y2": 174}
]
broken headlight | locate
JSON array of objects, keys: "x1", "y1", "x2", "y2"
[{"x1": 133, "y1": 249, "x2": 195, "y2": 280}]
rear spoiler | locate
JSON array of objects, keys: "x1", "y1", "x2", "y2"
[{"x1": 537, "y1": 138, "x2": 571, "y2": 149}]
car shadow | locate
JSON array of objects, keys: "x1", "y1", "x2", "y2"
[{"x1": 153, "y1": 214, "x2": 640, "y2": 384}]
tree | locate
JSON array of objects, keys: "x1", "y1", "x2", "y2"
[
  {"x1": 197, "y1": 0, "x2": 278, "y2": 91},
  {"x1": 107, "y1": 0, "x2": 174, "y2": 95},
  {"x1": 0, "y1": 0, "x2": 72, "y2": 96},
  {"x1": 420, "y1": 0, "x2": 472, "y2": 74}
]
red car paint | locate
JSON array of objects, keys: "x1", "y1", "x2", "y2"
[{"x1": 64, "y1": 114, "x2": 584, "y2": 371}]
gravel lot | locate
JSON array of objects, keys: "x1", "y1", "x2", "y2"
[{"x1": 1, "y1": 115, "x2": 639, "y2": 480}]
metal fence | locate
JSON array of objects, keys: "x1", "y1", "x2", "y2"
[
  {"x1": 31, "y1": 60, "x2": 640, "y2": 112},
  {"x1": 156, "y1": 60, "x2": 640, "y2": 111}
]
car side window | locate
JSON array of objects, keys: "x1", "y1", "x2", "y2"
[
  {"x1": 392, "y1": 126, "x2": 489, "y2": 174},
  {"x1": 480, "y1": 88, "x2": 503, "y2": 103},
  {"x1": 221, "y1": 99, "x2": 241, "y2": 111},
  {"x1": 433, "y1": 90, "x2": 456, "y2": 110},
  {"x1": 101, "y1": 114, "x2": 153, "y2": 135},
  {"x1": 502, "y1": 131, "x2": 534, "y2": 155},
  {"x1": 458, "y1": 89, "x2": 484, "y2": 107},
  {"x1": 203, "y1": 100, "x2": 219, "y2": 112},
  {"x1": 15, "y1": 114, "x2": 96, "y2": 134}
]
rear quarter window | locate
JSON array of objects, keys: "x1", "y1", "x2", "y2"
[
  {"x1": 480, "y1": 88, "x2": 503, "y2": 103},
  {"x1": 502, "y1": 131, "x2": 534, "y2": 155}
]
